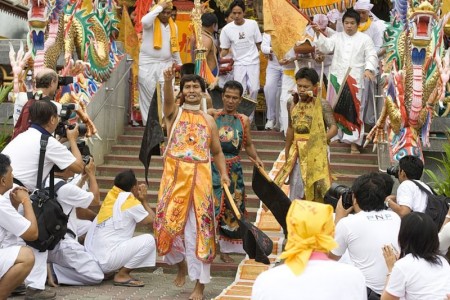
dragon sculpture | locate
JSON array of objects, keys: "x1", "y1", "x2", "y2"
[
  {"x1": 11, "y1": 0, "x2": 121, "y2": 139},
  {"x1": 364, "y1": 0, "x2": 450, "y2": 163}
]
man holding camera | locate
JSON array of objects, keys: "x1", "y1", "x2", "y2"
[
  {"x1": 329, "y1": 173, "x2": 401, "y2": 299},
  {"x1": 2, "y1": 100, "x2": 84, "y2": 299},
  {"x1": 384, "y1": 155, "x2": 432, "y2": 217},
  {"x1": 46, "y1": 158, "x2": 104, "y2": 286}
]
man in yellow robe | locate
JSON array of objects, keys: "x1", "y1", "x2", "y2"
[{"x1": 154, "y1": 67, "x2": 230, "y2": 300}]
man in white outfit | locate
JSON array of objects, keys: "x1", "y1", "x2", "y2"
[
  {"x1": 85, "y1": 169, "x2": 156, "y2": 287},
  {"x1": 313, "y1": 9, "x2": 378, "y2": 153},
  {"x1": 47, "y1": 159, "x2": 103, "y2": 286},
  {"x1": 138, "y1": 0, "x2": 182, "y2": 126},
  {"x1": 0, "y1": 154, "x2": 37, "y2": 299},
  {"x1": 220, "y1": 0, "x2": 262, "y2": 120},
  {"x1": 261, "y1": 33, "x2": 282, "y2": 130}
]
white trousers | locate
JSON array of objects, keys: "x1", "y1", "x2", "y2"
[
  {"x1": 163, "y1": 207, "x2": 211, "y2": 284},
  {"x1": 279, "y1": 74, "x2": 296, "y2": 135},
  {"x1": 233, "y1": 64, "x2": 260, "y2": 102},
  {"x1": 0, "y1": 246, "x2": 21, "y2": 278},
  {"x1": 138, "y1": 61, "x2": 172, "y2": 126},
  {"x1": 264, "y1": 65, "x2": 283, "y2": 122},
  {"x1": 48, "y1": 238, "x2": 103, "y2": 285},
  {"x1": 99, "y1": 234, "x2": 156, "y2": 274},
  {"x1": 25, "y1": 248, "x2": 48, "y2": 290}
]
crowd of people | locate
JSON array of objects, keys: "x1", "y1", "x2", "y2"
[{"x1": 1, "y1": 0, "x2": 449, "y2": 299}]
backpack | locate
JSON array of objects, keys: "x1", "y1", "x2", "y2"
[
  {"x1": 22, "y1": 134, "x2": 71, "y2": 252},
  {"x1": 411, "y1": 180, "x2": 450, "y2": 230}
]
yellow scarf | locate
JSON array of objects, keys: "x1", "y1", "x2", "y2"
[
  {"x1": 154, "y1": 17, "x2": 179, "y2": 53},
  {"x1": 358, "y1": 18, "x2": 372, "y2": 32},
  {"x1": 97, "y1": 186, "x2": 141, "y2": 224},
  {"x1": 280, "y1": 200, "x2": 338, "y2": 276}
]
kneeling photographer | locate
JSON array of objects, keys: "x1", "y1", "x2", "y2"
[
  {"x1": 328, "y1": 173, "x2": 401, "y2": 300},
  {"x1": 384, "y1": 155, "x2": 432, "y2": 217}
]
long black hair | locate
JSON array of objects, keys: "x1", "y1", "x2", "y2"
[{"x1": 398, "y1": 212, "x2": 442, "y2": 266}]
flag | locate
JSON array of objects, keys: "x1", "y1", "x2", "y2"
[
  {"x1": 298, "y1": 0, "x2": 355, "y2": 15},
  {"x1": 134, "y1": 0, "x2": 153, "y2": 35},
  {"x1": 263, "y1": 0, "x2": 309, "y2": 60},
  {"x1": 139, "y1": 89, "x2": 164, "y2": 185},
  {"x1": 327, "y1": 73, "x2": 339, "y2": 108},
  {"x1": 333, "y1": 74, "x2": 362, "y2": 135},
  {"x1": 118, "y1": 5, "x2": 139, "y2": 75}
]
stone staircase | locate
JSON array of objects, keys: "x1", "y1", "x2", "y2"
[{"x1": 95, "y1": 126, "x2": 379, "y2": 275}]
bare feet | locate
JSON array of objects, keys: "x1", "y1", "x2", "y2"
[
  {"x1": 220, "y1": 253, "x2": 235, "y2": 263},
  {"x1": 174, "y1": 260, "x2": 187, "y2": 287},
  {"x1": 350, "y1": 144, "x2": 360, "y2": 154},
  {"x1": 47, "y1": 264, "x2": 58, "y2": 287},
  {"x1": 189, "y1": 280, "x2": 205, "y2": 300}
]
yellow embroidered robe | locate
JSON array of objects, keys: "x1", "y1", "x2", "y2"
[
  {"x1": 154, "y1": 109, "x2": 216, "y2": 262},
  {"x1": 274, "y1": 97, "x2": 331, "y2": 201}
]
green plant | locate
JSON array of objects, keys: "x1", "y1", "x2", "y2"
[
  {"x1": 0, "y1": 84, "x2": 13, "y2": 104},
  {"x1": 425, "y1": 142, "x2": 450, "y2": 197}
]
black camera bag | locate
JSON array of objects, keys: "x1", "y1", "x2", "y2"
[
  {"x1": 411, "y1": 180, "x2": 450, "y2": 230},
  {"x1": 26, "y1": 134, "x2": 70, "y2": 252}
]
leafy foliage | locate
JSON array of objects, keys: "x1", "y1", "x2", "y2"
[{"x1": 425, "y1": 140, "x2": 450, "y2": 197}]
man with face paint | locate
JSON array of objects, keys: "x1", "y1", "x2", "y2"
[
  {"x1": 138, "y1": 0, "x2": 182, "y2": 126},
  {"x1": 312, "y1": 9, "x2": 378, "y2": 154}
]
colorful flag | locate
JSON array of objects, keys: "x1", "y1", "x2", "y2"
[
  {"x1": 263, "y1": 0, "x2": 309, "y2": 60},
  {"x1": 117, "y1": 5, "x2": 139, "y2": 75},
  {"x1": 332, "y1": 74, "x2": 362, "y2": 135},
  {"x1": 298, "y1": 0, "x2": 355, "y2": 15}
]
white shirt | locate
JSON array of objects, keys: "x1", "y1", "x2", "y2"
[
  {"x1": 46, "y1": 178, "x2": 93, "y2": 238},
  {"x1": 87, "y1": 205, "x2": 148, "y2": 265},
  {"x1": 2, "y1": 128, "x2": 75, "y2": 190},
  {"x1": 314, "y1": 31, "x2": 378, "y2": 88},
  {"x1": 439, "y1": 222, "x2": 450, "y2": 255},
  {"x1": 252, "y1": 260, "x2": 367, "y2": 300},
  {"x1": 139, "y1": 5, "x2": 182, "y2": 65},
  {"x1": 220, "y1": 19, "x2": 262, "y2": 66},
  {"x1": 386, "y1": 254, "x2": 450, "y2": 300},
  {"x1": 261, "y1": 33, "x2": 280, "y2": 68},
  {"x1": 332, "y1": 210, "x2": 401, "y2": 294},
  {"x1": 397, "y1": 180, "x2": 431, "y2": 213},
  {"x1": 0, "y1": 194, "x2": 30, "y2": 248},
  {"x1": 360, "y1": 19, "x2": 386, "y2": 53}
]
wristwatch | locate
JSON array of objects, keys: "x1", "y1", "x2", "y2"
[{"x1": 385, "y1": 198, "x2": 391, "y2": 208}]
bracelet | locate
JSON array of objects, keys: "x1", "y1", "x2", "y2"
[
  {"x1": 386, "y1": 273, "x2": 391, "y2": 277},
  {"x1": 445, "y1": 215, "x2": 450, "y2": 219},
  {"x1": 385, "y1": 199, "x2": 391, "y2": 208}
]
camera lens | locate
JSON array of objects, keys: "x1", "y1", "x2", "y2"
[
  {"x1": 386, "y1": 165, "x2": 399, "y2": 179},
  {"x1": 78, "y1": 124, "x2": 87, "y2": 136}
]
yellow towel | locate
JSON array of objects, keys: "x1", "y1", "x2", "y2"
[
  {"x1": 358, "y1": 17, "x2": 372, "y2": 32},
  {"x1": 280, "y1": 200, "x2": 338, "y2": 276},
  {"x1": 97, "y1": 185, "x2": 141, "y2": 224},
  {"x1": 154, "y1": 17, "x2": 179, "y2": 53}
]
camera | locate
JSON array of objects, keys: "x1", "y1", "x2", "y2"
[
  {"x1": 325, "y1": 183, "x2": 354, "y2": 210},
  {"x1": 57, "y1": 76, "x2": 76, "y2": 88},
  {"x1": 386, "y1": 165, "x2": 400, "y2": 179},
  {"x1": 55, "y1": 104, "x2": 87, "y2": 137},
  {"x1": 77, "y1": 140, "x2": 91, "y2": 165}
]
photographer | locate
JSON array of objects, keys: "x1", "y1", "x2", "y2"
[
  {"x1": 384, "y1": 155, "x2": 432, "y2": 217},
  {"x1": 329, "y1": 173, "x2": 401, "y2": 299},
  {"x1": 13, "y1": 68, "x2": 59, "y2": 139},
  {"x1": 1, "y1": 100, "x2": 84, "y2": 299},
  {"x1": 46, "y1": 157, "x2": 104, "y2": 286}
]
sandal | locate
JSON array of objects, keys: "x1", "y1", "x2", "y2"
[{"x1": 113, "y1": 279, "x2": 145, "y2": 287}]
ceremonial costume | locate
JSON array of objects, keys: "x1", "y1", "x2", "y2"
[
  {"x1": 212, "y1": 112, "x2": 246, "y2": 254},
  {"x1": 315, "y1": 31, "x2": 377, "y2": 145},
  {"x1": 275, "y1": 97, "x2": 334, "y2": 201},
  {"x1": 139, "y1": 5, "x2": 182, "y2": 126},
  {"x1": 155, "y1": 108, "x2": 215, "y2": 283}
]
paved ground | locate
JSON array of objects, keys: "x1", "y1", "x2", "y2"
[{"x1": 9, "y1": 267, "x2": 235, "y2": 300}]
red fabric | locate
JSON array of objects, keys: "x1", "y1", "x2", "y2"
[{"x1": 12, "y1": 98, "x2": 35, "y2": 140}]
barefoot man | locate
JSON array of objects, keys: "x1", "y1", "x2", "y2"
[{"x1": 154, "y1": 67, "x2": 230, "y2": 300}]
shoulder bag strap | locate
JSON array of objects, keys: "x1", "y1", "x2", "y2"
[
  {"x1": 410, "y1": 180, "x2": 433, "y2": 196},
  {"x1": 36, "y1": 134, "x2": 50, "y2": 190}
]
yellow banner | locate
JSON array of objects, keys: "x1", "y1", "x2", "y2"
[
  {"x1": 263, "y1": 0, "x2": 308, "y2": 59},
  {"x1": 298, "y1": 0, "x2": 355, "y2": 15},
  {"x1": 175, "y1": 13, "x2": 194, "y2": 64}
]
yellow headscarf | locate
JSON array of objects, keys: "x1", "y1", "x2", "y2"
[
  {"x1": 97, "y1": 185, "x2": 141, "y2": 224},
  {"x1": 153, "y1": 2, "x2": 179, "y2": 53},
  {"x1": 279, "y1": 200, "x2": 338, "y2": 276}
]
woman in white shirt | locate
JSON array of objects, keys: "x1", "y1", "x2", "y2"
[{"x1": 381, "y1": 212, "x2": 450, "y2": 300}]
